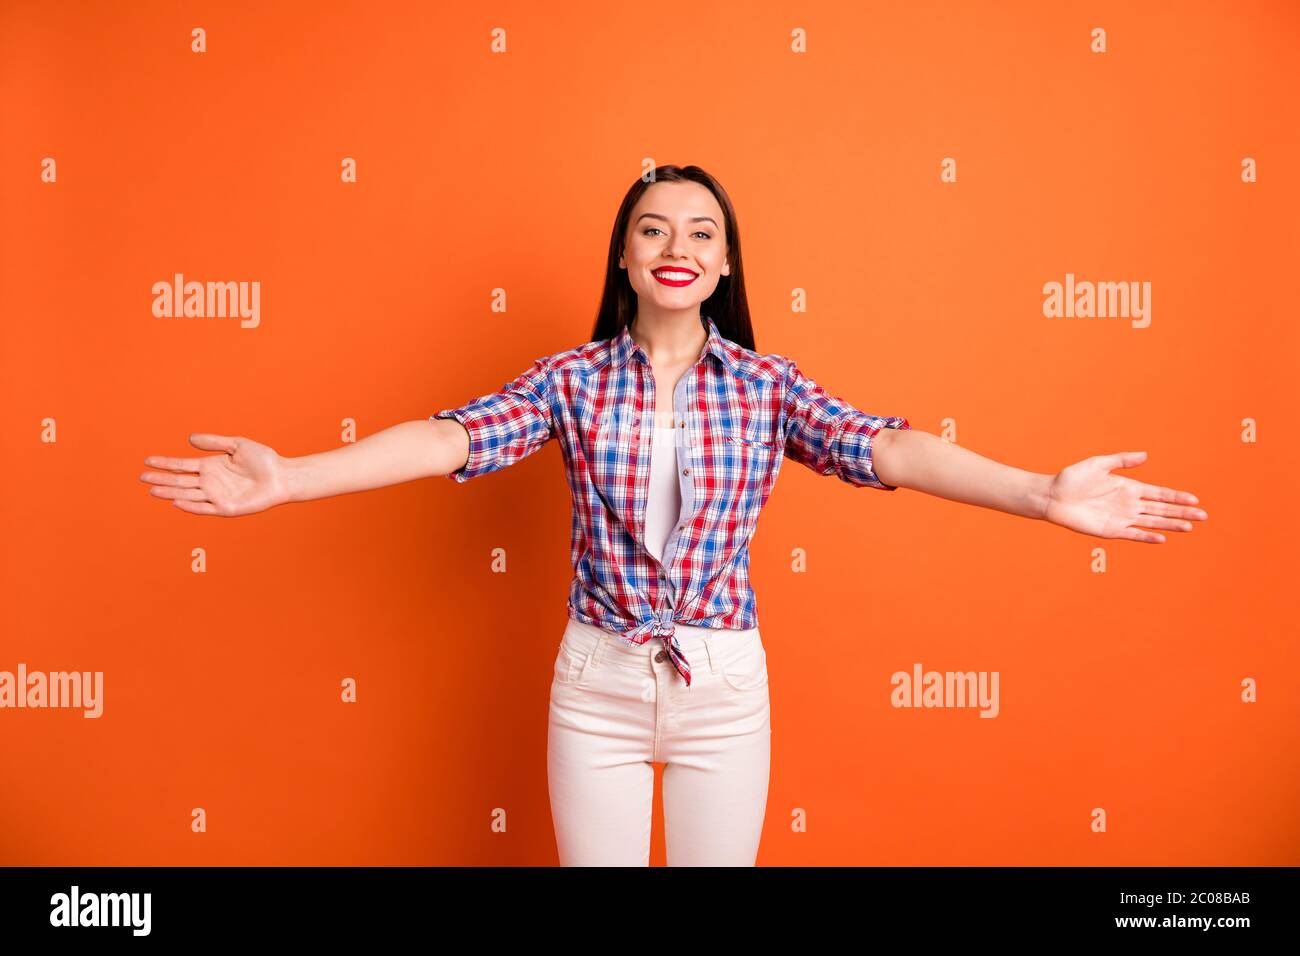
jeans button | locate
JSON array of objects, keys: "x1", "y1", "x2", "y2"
[{"x1": 655, "y1": 650, "x2": 667, "y2": 663}]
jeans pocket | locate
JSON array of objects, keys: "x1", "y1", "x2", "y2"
[
  {"x1": 553, "y1": 641, "x2": 592, "y2": 686},
  {"x1": 720, "y1": 639, "x2": 768, "y2": 692}
]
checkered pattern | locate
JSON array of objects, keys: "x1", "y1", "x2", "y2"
[{"x1": 432, "y1": 316, "x2": 910, "y2": 687}]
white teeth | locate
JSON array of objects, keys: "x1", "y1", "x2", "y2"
[{"x1": 655, "y1": 271, "x2": 696, "y2": 280}]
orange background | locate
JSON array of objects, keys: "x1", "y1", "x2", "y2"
[{"x1": 1, "y1": 0, "x2": 1297, "y2": 865}]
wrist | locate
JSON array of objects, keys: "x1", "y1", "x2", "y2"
[
  {"x1": 278, "y1": 454, "x2": 306, "y2": 505},
  {"x1": 1028, "y1": 472, "x2": 1056, "y2": 521}
]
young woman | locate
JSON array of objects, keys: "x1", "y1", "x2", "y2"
[{"x1": 139, "y1": 165, "x2": 1208, "y2": 867}]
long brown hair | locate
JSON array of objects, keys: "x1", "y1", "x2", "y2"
[{"x1": 590, "y1": 165, "x2": 756, "y2": 352}]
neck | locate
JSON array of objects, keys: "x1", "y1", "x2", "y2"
[{"x1": 629, "y1": 309, "x2": 707, "y2": 365}]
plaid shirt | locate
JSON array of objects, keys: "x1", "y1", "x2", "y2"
[{"x1": 431, "y1": 315, "x2": 910, "y2": 687}]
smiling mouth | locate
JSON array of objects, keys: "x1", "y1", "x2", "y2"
[{"x1": 652, "y1": 268, "x2": 698, "y2": 286}]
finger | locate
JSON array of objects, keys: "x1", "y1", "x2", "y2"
[
  {"x1": 1139, "y1": 500, "x2": 1208, "y2": 522},
  {"x1": 188, "y1": 433, "x2": 240, "y2": 454},
  {"x1": 1100, "y1": 450, "x2": 1148, "y2": 471},
  {"x1": 1139, "y1": 485, "x2": 1199, "y2": 506},
  {"x1": 171, "y1": 499, "x2": 221, "y2": 516},
  {"x1": 1119, "y1": 526, "x2": 1165, "y2": 544},
  {"x1": 149, "y1": 486, "x2": 209, "y2": 503},
  {"x1": 139, "y1": 471, "x2": 201, "y2": 488},
  {"x1": 142, "y1": 455, "x2": 205, "y2": 473},
  {"x1": 1131, "y1": 514, "x2": 1194, "y2": 532}
]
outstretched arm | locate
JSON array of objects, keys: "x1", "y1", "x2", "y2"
[
  {"x1": 142, "y1": 353, "x2": 555, "y2": 516},
  {"x1": 141, "y1": 419, "x2": 470, "y2": 516},
  {"x1": 871, "y1": 429, "x2": 1208, "y2": 544},
  {"x1": 284, "y1": 418, "x2": 470, "y2": 502}
]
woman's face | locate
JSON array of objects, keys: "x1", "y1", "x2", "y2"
[{"x1": 620, "y1": 181, "x2": 730, "y2": 316}]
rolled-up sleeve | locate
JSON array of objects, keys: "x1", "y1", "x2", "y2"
[
  {"x1": 430, "y1": 355, "x2": 556, "y2": 482},
  {"x1": 780, "y1": 357, "x2": 911, "y2": 490}
]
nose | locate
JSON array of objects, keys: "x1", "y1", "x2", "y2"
[{"x1": 666, "y1": 232, "x2": 691, "y2": 261}]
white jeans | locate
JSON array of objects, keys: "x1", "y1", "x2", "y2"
[{"x1": 547, "y1": 616, "x2": 771, "y2": 866}]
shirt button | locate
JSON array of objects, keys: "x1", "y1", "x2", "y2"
[
  {"x1": 678, "y1": 421, "x2": 685, "y2": 428},
  {"x1": 682, "y1": 468, "x2": 690, "y2": 476},
  {"x1": 655, "y1": 650, "x2": 667, "y2": 663}
]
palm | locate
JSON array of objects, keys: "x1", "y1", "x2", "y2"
[
  {"x1": 140, "y1": 433, "x2": 288, "y2": 516},
  {"x1": 1044, "y1": 451, "x2": 1206, "y2": 544}
]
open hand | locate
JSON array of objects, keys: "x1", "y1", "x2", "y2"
[
  {"x1": 1044, "y1": 451, "x2": 1207, "y2": 543},
  {"x1": 140, "y1": 433, "x2": 289, "y2": 516}
]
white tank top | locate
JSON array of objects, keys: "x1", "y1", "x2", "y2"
[{"x1": 645, "y1": 424, "x2": 682, "y2": 564}]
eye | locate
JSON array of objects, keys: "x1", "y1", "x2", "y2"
[{"x1": 642, "y1": 227, "x2": 714, "y2": 240}]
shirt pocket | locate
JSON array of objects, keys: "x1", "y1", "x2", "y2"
[
  {"x1": 708, "y1": 431, "x2": 781, "y2": 520},
  {"x1": 734, "y1": 378, "x2": 782, "y2": 448},
  {"x1": 724, "y1": 435, "x2": 781, "y2": 449},
  {"x1": 701, "y1": 429, "x2": 778, "y2": 466}
]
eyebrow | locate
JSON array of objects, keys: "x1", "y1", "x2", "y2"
[{"x1": 635, "y1": 213, "x2": 719, "y2": 228}]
